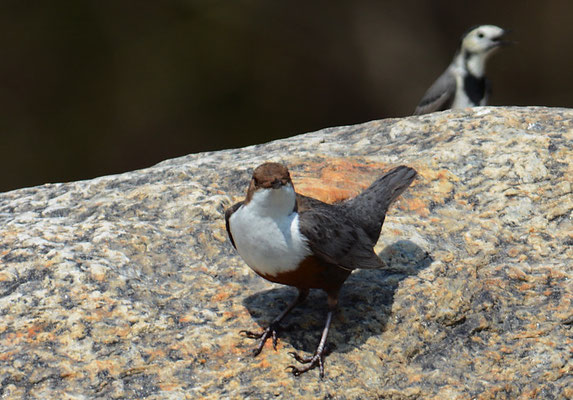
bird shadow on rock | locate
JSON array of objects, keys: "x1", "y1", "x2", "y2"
[{"x1": 241, "y1": 240, "x2": 432, "y2": 356}]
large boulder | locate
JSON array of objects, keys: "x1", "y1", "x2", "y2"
[{"x1": 1, "y1": 107, "x2": 571, "y2": 399}]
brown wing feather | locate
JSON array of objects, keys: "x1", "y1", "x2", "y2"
[{"x1": 296, "y1": 195, "x2": 385, "y2": 271}]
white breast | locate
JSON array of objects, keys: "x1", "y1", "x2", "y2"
[
  {"x1": 452, "y1": 78, "x2": 473, "y2": 108},
  {"x1": 451, "y1": 68, "x2": 473, "y2": 109},
  {"x1": 229, "y1": 187, "x2": 311, "y2": 277}
]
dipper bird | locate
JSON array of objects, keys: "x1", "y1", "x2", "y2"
[
  {"x1": 225, "y1": 162, "x2": 417, "y2": 377},
  {"x1": 414, "y1": 25, "x2": 510, "y2": 115}
]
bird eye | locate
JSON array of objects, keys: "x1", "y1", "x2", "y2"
[{"x1": 477, "y1": 32, "x2": 484, "y2": 38}]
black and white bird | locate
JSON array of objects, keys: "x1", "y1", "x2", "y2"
[
  {"x1": 414, "y1": 25, "x2": 510, "y2": 115},
  {"x1": 225, "y1": 162, "x2": 417, "y2": 377}
]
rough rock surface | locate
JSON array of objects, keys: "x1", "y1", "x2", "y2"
[{"x1": 0, "y1": 107, "x2": 571, "y2": 399}]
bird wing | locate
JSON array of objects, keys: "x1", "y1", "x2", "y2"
[
  {"x1": 343, "y1": 166, "x2": 417, "y2": 243},
  {"x1": 414, "y1": 68, "x2": 457, "y2": 115},
  {"x1": 224, "y1": 201, "x2": 244, "y2": 249},
  {"x1": 296, "y1": 195, "x2": 386, "y2": 271}
]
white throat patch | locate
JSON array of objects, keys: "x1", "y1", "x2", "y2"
[{"x1": 229, "y1": 185, "x2": 311, "y2": 277}]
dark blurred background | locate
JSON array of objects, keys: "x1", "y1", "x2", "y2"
[{"x1": 1, "y1": 1, "x2": 572, "y2": 192}]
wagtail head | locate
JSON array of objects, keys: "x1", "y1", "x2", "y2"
[{"x1": 461, "y1": 25, "x2": 510, "y2": 57}]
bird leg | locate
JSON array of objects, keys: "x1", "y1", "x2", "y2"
[
  {"x1": 287, "y1": 310, "x2": 333, "y2": 378},
  {"x1": 286, "y1": 292, "x2": 338, "y2": 378},
  {"x1": 241, "y1": 288, "x2": 309, "y2": 356}
]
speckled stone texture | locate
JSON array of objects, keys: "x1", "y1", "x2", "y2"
[{"x1": 1, "y1": 107, "x2": 571, "y2": 399}]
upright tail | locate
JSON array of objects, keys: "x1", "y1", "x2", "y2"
[{"x1": 343, "y1": 166, "x2": 417, "y2": 243}]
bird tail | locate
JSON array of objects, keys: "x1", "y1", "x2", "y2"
[{"x1": 343, "y1": 166, "x2": 417, "y2": 243}]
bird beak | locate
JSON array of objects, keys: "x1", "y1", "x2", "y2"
[
  {"x1": 493, "y1": 29, "x2": 515, "y2": 47},
  {"x1": 271, "y1": 179, "x2": 283, "y2": 189}
]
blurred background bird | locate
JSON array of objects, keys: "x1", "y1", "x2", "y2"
[
  {"x1": 414, "y1": 25, "x2": 510, "y2": 115},
  {"x1": 1, "y1": 1, "x2": 572, "y2": 192}
]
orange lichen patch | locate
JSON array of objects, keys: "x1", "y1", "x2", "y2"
[
  {"x1": 256, "y1": 357, "x2": 272, "y2": 369},
  {"x1": 294, "y1": 178, "x2": 364, "y2": 204},
  {"x1": 0, "y1": 350, "x2": 15, "y2": 361},
  {"x1": 221, "y1": 311, "x2": 234, "y2": 321},
  {"x1": 400, "y1": 197, "x2": 430, "y2": 217},
  {"x1": 26, "y1": 324, "x2": 45, "y2": 339},
  {"x1": 293, "y1": 159, "x2": 395, "y2": 203},
  {"x1": 543, "y1": 289, "x2": 554, "y2": 296},
  {"x1": 212, "y1": 290, "x2": 230, "y2": 302},
  {"x1": 519, "y1": 283, "x2": 535, "y2": 291},
  {"x1": 178, "y1": 314, "x2": 194, "y2": 324}
]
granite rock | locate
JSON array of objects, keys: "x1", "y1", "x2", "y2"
[{"x1": 0, "y1": 107, "x2": 571, "y2": 399}]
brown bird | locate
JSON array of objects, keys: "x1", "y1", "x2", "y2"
[{"x1": 225, "y1": 162, "x2": 417, "y2": 377}]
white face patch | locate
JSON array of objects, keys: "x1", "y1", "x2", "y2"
[
  {"x1": 463, "y1": 25, "x2": 505, "y2": 54},
  {"x1": 229, "y1": 185, "x2": 311, "y2": 277}
]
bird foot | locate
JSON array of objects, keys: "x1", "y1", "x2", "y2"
[
  {"x1": 240, "y1": 323, "x2": 279, "y2": 356},
  {"x1": 286, "y1": 351, "x2": 325, "y2": 378}
]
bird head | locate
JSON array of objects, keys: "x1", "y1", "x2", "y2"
[
  {"x1": 245, "y1": 162, "x2": 296, "y2": 214},
  {"x1": 461, "y1": 25, "x2": 510, "y2": 56}
]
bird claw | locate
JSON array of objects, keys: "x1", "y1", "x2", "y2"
[
  {"x1": 288, "y1": 351, "x2": 312, "y2": 363},
  {"x1": 287, "y1": 351, "x2": 325, "y2": 378},
  {"x1": 240, "y1": 323, "x2": 280, "y2": 356}
]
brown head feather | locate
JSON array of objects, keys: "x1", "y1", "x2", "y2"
[{"x1": 245, "y1": 162, "x2": 293, "y2": 202}]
